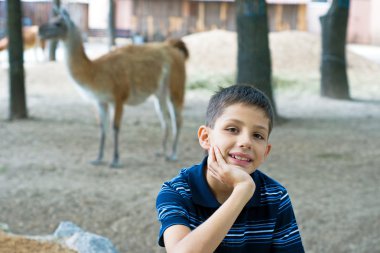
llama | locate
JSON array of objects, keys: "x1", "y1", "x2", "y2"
[
  {"x1": 0, "y1": 26, "x2": 46, "y2": 61},
  {"x1": 39, "y1": 9, "x2": 188, "y2": 168}
]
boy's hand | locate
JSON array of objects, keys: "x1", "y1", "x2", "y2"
[{"x1": 208, "y1": 146, "x2": 255, "y2": 193}]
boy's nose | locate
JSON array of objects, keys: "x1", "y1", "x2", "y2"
[{"x1": 238, "y1": 133, "x2": 252, "y2": 149}]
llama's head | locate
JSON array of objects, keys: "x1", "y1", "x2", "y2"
[{"x1": 39, "y1": 8, "x2": 73, "y2": 41}]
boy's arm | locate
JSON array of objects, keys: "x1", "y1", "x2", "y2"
[
  {"x1": 163, "y1": 146, "x2": 255, "y2": 253},
  {"x1": 164, "y1": 185, "x2": 253, "y2": 253}
]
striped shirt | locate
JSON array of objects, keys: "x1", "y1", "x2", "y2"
[{"x1": 156, "y1": 157, "x2": 305, "y2": 252}]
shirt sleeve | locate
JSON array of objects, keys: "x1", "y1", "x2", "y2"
[
  {"x1": 156, "y1": 181, "x2": 191, "y2": 247},
  {"x1": 272, "y1": 189, "x2": 305, "y2": 253}
]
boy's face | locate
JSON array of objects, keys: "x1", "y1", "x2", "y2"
[{"x1": 198, "y1": 103, "x2": 272, "y2": 174}]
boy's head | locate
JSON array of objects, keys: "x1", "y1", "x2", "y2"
[
  {"x1": 198, "y1": 84, "x2": 274, "y2": 174},
  {"x1": 205, "y1": 84, "x2": 274, "y2": 135}
]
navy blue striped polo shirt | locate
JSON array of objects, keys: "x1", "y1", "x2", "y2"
[{"x1": 156, "y1": 157, "x2": 305, "y2": 252}]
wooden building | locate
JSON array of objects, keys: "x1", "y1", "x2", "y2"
[
  {"x1": 0, "y1": 0, "x2": 308, "y2": 41},
  {"x1": 2, "y1": 0, "x2": 378, "y2": 45},
  {"x1": 110, "y1": 0, "x2": 308, "y2": 41}
]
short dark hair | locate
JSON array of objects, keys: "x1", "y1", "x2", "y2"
[{"x1": 205, "y1": 84, "x2": 274, "y2": 134}]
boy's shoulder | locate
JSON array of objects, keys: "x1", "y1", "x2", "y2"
[
  {"x1": 255, "y1": 169, "x2": 285, "y2": 188},
  {"x1": 160, "y1": 162, "x2": 202, "y2": 199},
  {"x1": 165, "y1": 158, "x2": 206, "y2": 184},
  {"x1": 254, "y1": 169, "x2": 290, "y2": 205},
  {"x1": 165, "y1": 163, "x2": 197, "y2": 185}
]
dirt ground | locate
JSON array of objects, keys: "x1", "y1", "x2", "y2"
[{"x1": 0, "y1": 31, "x2": 380, "y2": 253}]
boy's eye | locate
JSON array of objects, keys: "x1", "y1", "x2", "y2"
[
  {"x1": 226, "y1": 127, "x2": 238, "y2": 133},
  {"x1": 253, "y1": 133, "x2": 264, "y2": 140}
]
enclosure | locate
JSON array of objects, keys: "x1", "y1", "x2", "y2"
[{"x1": 0, "y1": 29, "x2": 380, "y2": 252}]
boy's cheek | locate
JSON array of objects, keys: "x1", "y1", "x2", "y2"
[{"x1": 199, "y1": 140, "x2": 211, "y2": 150}]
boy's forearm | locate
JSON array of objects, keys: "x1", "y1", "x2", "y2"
[{"x1": 167, "y1": 184, "x2": 253, "y2": 253}]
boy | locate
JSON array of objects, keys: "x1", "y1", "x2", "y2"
[{"x1": 156, "y1": 85, "x2": 304, "y2": 253}]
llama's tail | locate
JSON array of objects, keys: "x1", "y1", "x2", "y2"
[{"x1": 166, "y1": 39, "x2": 189, "y2": 60}]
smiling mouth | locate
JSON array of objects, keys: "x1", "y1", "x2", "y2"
[{"x1": 230, "y1": 154, "x2": 252, "y2": 162}]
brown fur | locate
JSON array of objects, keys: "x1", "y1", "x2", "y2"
[{"x1": 0, "y1": 26, "x2": 46, "y2": 52}]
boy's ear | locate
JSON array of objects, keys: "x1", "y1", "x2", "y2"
[
  {"x1": 198, "y1": 125, "x2": 210, "y2": 150},
  {"x1": 264, "y1": 143, "x2": 272, "y2": 159}
]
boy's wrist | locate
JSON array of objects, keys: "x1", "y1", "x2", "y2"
[{"x1": 232, "y1": 181, "x2": 255, "y2": 203}]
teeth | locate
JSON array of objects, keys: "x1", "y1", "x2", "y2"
[{"x1": 232, "y1": 155, "x2": 251, "y2": 161}]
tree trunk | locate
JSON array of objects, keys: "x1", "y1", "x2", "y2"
[
  {"x1": 320, "y1": 0, "x2": 350, "y2": 99},
  {"x1": 7, "y1": 0, "x2": 28, "y2": 120},
  {"x1": 48, "y1": 0, "x2": 61, "y2": 61},
  {"x1": 236, "y1": 0, "x2": 277, "y2": 118},
  {"x1": 108, "y1": 0, "x2": 116, "y2": 49}
]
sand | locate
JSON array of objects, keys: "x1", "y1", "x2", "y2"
[{"x1": 0, "y1": 30, "x2": 379, "y2": 253}]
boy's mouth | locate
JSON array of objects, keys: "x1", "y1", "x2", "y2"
[{"x1": 229, "y1": 153, "x2": 252, "y2": 162}]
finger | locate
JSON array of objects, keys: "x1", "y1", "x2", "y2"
[
  {"x1": 210, "y1": 146, "x2": 216, "y2": 161},
  {"x1": 207, "y1": 146, "x2": 215, "y2": 167},
  {"x1": 208, "y1": 166, "x2": 224, "y2": 184},
  {"x1": 208, "y1": 159, "x2": 220, "y2": 174},
  {"x1": 208, "y1": 151, "x2": 222, "y2": 174},
  {"x1": 214, "y1": 146, "x2": 227, "y2": 166}
]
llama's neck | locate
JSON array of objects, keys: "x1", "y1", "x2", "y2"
[{"x1": 63, "y1": 24, "x2": 93, "y2": 86}]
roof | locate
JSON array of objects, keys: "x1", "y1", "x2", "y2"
[
  {"x1": 190, "y1": 0, "x2": 308, "y2": 3},
  {"x1": 267, "y1": 0, "x2": 309, "y2": 4}
]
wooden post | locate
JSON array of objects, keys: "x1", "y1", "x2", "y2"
[
  {"x1": 196, "y1": 2, "x2": 205, "y2": 32},
  {"x1": 274, "y1": 4, "x2": 283, "y2": 31},
  {"x1": 220, "y1": 2, "x2": 228, "y2": 29},
  {"x1": 131, "y1": 15, "x2": 137, "y2": 31},
  {"x1": 182, "y1": 0, "x2": 190, "y2": 17},
  {"x1": 147, "y1": 15, "x2": 154, "y2": 41},
  {"x1": 169, "y1": 17, "x2": 182, "y2": 34},
  {"x1": 297, "y1": 4, "x2": 307, "y2": 31}
]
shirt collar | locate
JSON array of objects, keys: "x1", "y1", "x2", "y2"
[{"x1": 188, "y1": 156, "x2": 261, "y2": 208}]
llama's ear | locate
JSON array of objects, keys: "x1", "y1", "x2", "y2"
[
  {"x1": 53, "y1": 6, "x2": 60, "y2": 15},
  {"x1": 61, "y1": 8, "x2": 70, "y2": 17},
  {"x1": 60, "y1": 8, "x2": 71, "y2": 24}
]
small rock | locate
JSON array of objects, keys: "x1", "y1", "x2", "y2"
[
  {"x1": 0, "y1": 222, "x2": 10, "y2": 233},
  {"x1": 65, "y1": 232, "x2": 119, "y2": 253},
  {"x1": 54, "y1": 221, "x2": 84, "y2": 238},
  {"x1": 54, "y1": 221, "x2": 119, "y2": 253}
]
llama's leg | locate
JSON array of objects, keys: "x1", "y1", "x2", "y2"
[
  {"x1": 153, "y1": 96, "x2": 170, "y2": 157},
  {"x1": 91, "y1": 102, "x2": 109, "y2": 165},
  {"x1": 166, "y1": 98, "x2": 181, "y2": 161},
  {"x1": 110, "y1": 101, "x2": 124, "y2": 168},
  {"x1": 33, "y1": 46, "x2": 39, "y2": 62},
  {"x1": 39, "y1": 38, "x2": 46, "y2": 62}
]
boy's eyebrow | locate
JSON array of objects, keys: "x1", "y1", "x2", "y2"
[
  {"x1": 224, "y1": 119, "x2": 269, "y2": 131},
  {"x1": 255, "y1": 125, "x2": 269, "y2": 131}
]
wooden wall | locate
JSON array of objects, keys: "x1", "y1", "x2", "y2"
[
  {"x1": 129, "y1": 0, "x2": 236, "y2": 41},
  {"x1": 0, "y1": 0, "x2": 307, "y2": 41},
  {"x1": 268, "y1": 4, "x2": 307, "y2": 31},
  {"x1": 129, "y1": 0, "x2": 307, "y2": 41}
]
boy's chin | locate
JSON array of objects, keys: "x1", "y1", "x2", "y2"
[{"x1": 240, "y1": 167, "x2": 257, "y2": 175}]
